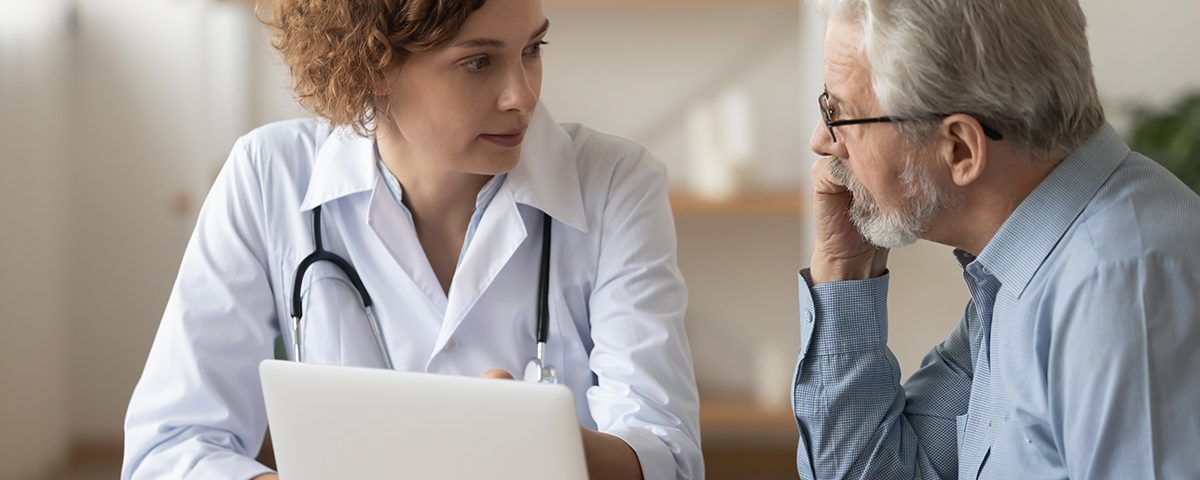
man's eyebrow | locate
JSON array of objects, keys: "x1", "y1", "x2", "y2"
[
  {"x1": 451, "y1": 19, "x2": 550, "y2": 49},
  {"x1": 824, "y1": 85, "x2": 844, "y2": 105}
]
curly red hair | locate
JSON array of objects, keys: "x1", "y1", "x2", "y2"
[{"x1": 262, "y1": 0, "x2": 487, "y2": 135}]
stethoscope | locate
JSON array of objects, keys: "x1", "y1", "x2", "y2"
[{"x1": 290, "y1": 205, "x2": 558, "y2": 384}]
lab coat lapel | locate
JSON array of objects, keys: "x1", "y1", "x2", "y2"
[
  {"x1": 433, "y1": 184, "x2": 528, "y2": 352},
  {"x1": 366, "y1": 181, "x2": 450, "y2": 316}
]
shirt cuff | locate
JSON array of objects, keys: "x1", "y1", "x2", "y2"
[
  {"x1": 798, "y1": 269, "x2": 890, "y2": 356},
  {"x1": 186, "y1": 451, "x2": 273, "y2": 480},
  {"x1": 605, "y1": 425, "x2": 677, "y2": 480}
]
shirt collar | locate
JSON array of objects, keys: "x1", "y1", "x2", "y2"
[
  {"x1": 299, "y1": 103, "x2": 588, "y2": 233},
  {"x1": 972, "y1": 122, "x2": 1129, "y2": 297}
]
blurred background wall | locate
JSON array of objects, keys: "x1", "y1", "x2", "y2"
[
  {"x1": 1, "y1": 0, "x2": 1198, "y2": 478},
  {"x1": 1, "y1": 2, "x2": 72, "y2": 478}
]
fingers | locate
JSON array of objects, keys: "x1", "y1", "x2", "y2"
[
  {"x1": 812, "y1": 156, "x2": 850, "y2": 196},
  {"x1": 481, "y1": 369, "x2": 514, "y2": 380}
]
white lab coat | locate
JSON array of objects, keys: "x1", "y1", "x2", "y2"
[{"x1": 122, "y1": 104, "x2": 703, "y2": 480}]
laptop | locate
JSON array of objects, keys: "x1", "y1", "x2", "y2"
[{"x1": 259, "y1": 360, "x2": 589, "y2": 480}]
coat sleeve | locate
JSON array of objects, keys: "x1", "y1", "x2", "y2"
[
  {"x1": 585, "y1": 148, "x2": 704, "y2": 480},
  {"x1": 122, "y1": 135, "x2": 279, "y2": 480}
]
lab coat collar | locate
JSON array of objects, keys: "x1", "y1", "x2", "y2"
[
  {"x1": 298, "y1": 103, "x2": 589, "y2": 235},
  {"x1": 509, "y1": 104, "x2": 589, "y2": 233},
  {"x1": 299, "y1": 126, "x2": 378, "y2": 212}
]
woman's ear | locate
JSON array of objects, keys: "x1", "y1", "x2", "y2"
[
  {"x1": 940, "y1": 114, "x2": 989, "y2": 187},
  {"x1": 372, "y1": 68, "x2": 395, "y2": 97},
  {"x1": 372, "y1": 67, "x2": 401, "y2": 126}
]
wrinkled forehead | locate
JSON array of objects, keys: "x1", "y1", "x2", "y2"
[{"x1": 823, "y1": 15, "x2": 873, "y2": 108}]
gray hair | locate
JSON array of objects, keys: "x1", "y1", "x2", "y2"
[{"x1": 815, "y1": 0, "x2": 1105, "y2": 158}]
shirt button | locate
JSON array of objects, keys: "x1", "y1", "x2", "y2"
[{"x1": 1025, "y1": 436, "x2": 1032, "y2": 444}]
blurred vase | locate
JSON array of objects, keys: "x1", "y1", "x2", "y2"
[{"x1": 685, "y1": 86, "x2": 758, "y2": 200}]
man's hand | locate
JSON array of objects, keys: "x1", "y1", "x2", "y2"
[
  {"x1": 810, "y1": 156, "x2": 889, "y2": 284},
  {"x1": 251, "y1": 474, "x2": 278, "y2": 480}
]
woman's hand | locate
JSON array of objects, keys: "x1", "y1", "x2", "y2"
[
  {"x1": 478, "y1": 369, "x2": 643, "y2": 479},
  {"x1": 480, "y1": 369, "x2": 515, "y2": 379},
  {"x1": 579, "y1": 428, "x2": 643, "y2": 480}
]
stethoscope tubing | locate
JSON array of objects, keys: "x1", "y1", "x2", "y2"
[{"x1": 291, "y1": 204, "x2": 551, "y2": 377}]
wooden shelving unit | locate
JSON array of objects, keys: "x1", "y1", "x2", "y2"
[
  {"x1": 670, "y1": 191, "x2": 804, "y2": 218},
  {"x1": 700, "y1": 396, "x2": 797, "y2": 442},
  {"x1": 700, "y1": 397, "x2": 800, "y2": 478}
]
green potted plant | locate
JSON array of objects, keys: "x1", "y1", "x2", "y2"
[{"x1": 1127, "y1": 92, "x2": 1200, "y2": 194}]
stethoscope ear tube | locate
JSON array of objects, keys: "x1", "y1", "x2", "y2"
[{"x1": 536, "y1": 214, "x2": 552, "y2": 345}]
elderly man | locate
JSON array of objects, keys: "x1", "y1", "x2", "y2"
[{"x1": 794, "y1": 0, "x2": 1200, "y2": 478}]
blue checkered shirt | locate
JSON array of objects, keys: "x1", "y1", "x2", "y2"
[{"x1": 793, "y1": 123, "x2": 1200, "y2": 479}]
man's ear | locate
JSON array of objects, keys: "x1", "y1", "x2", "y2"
[{"x1": 939, "y1": 114, "x2": 990, "y2": 187}]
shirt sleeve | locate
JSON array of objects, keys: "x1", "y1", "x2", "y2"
[
  {"x1": 1050, "y1": 256, "x2": 1200, "y2": 478},
  {"x1": 585, "y1": 149, "x2": 703, "y2": 480},
  {"x1": 121, "y1": 136, "x2": 278, "y2": 480},
  {"x1": 793, "y1": 269, "x2": 975, "y2": 480}
]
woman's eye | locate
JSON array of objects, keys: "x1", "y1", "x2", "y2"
[
  {"x1": 524, "y1": 41, "x2": 548, "y2": 57},
  {"x1": 464, "y1": 56, "x2": 491, "y2": 72}
]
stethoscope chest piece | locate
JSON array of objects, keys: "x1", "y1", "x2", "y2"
[{"x1": 523, "y1": 341, "x2": 558, "y2": 384}]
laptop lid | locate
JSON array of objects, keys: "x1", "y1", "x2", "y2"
[{"x1": 259, "y1": 360, "x2": 588, "y2": 480}]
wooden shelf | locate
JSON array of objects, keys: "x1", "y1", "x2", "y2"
[
  {"x1": 700, "y1": 396, "x2": 798, "y2": 447},
  {"x1": 701, "y1": 397, "x2": 795, "y2": 432},
  {"x1": 670, "y1": 191, "x2": 804, "y2": 218}
]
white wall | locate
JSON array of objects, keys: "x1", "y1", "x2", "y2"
[
  {"x1": 67, "y1": 0, "x2": 253, "y2": 440},
  {"x1": 0, "y1": 2, "x2": 73, "y2": 477},
  {"x1": 541, "y1": 4, "x2": 805, "y2": 193},
  {"x1": 1083, "y1": 0, "x2": 1200, "y2": 132}
]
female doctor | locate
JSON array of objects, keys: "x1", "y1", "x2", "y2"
[{"x1": 121, "y1": 0, "x2": 702, "y2": 478}]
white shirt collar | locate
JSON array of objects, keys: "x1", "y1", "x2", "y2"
[{"x1": 299, "y1": 103, "x2": 588, "y2": 233}]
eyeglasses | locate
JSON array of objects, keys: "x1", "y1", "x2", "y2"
[{"x1": 819, "y1": 88, "x2": 1004, "y2": 143}]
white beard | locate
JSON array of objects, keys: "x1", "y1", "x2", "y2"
[{"x1": 826, "y1": 153, "x2": 957, "y2": 249}]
